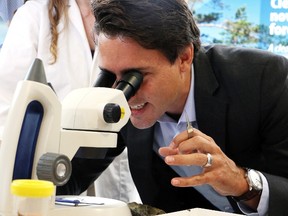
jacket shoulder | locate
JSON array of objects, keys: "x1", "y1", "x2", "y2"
[{"x1": 201, "y1": 44, "x2": 286, "y2": 65}]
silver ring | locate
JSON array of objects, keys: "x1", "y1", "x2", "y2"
[
  {"x1": 203, "y1": 153, "x2": 212, "y2": 168},
  {"x1": 187, "y1": 126, "x2": 194, "y2": 139}
]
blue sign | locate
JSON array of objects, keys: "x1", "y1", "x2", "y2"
[
  {"x1": 261, "y1": 0, "x2": 288, "y2": 57},
  {"x1": 191, "y1": 0, "x2": 288, "y2": 58}
]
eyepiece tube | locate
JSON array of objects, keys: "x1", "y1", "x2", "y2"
[
  {"x1": 93, "y1": 70, "x2": 116, "y2": 87},
  {"x1": 115, "y1": 70, "x2": 143, "y2": 100}
]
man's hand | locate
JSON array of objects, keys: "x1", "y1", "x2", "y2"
[{"x1": 158, "y1": 128, "x2": 249, "y2": 197}]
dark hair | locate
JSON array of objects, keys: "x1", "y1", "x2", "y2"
[{"x1": 92, "y1": 0, "x2": 201, "y2": 64}]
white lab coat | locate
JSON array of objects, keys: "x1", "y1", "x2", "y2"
[
  {"x1": 0, "y1": 0, "x2": 94, "y2": 136},
  {"x1": 0, "y1": 0, "x2": 141, "y2": 203}
]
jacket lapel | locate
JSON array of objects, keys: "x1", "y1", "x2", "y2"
[{"x1": 193, "y1": 48, "x2": 228, "y2": 151}]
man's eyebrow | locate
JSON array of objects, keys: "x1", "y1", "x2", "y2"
[
  {"x1": 98, "y1": 67, "x2": 113, "y2": 73},
  {"x1": 99, "y1": 66, "x2": 149, "y2": 74}
]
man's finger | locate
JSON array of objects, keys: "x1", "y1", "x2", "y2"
[{"x1": 159, "y1": 147, "x2": 179, "y2": 157}]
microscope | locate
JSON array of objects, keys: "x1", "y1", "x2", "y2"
[{"x1": 0, "y1": 58, "x2": 142, "y2": 216}]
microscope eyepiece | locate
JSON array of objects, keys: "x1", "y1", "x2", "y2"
[
  {"x1": 93, "y1": 70, "x2": 116, "y2": 87},
  {"x1": 115, "y1": 70, "x2": 143, "y2": 100},
  {"x1": 93, "y1": 69, "x2": 143, "y2": 100}
]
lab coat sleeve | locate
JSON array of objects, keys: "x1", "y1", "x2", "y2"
[{"x1": 0, "y1": 2, "x2": 43, "y2": 139}]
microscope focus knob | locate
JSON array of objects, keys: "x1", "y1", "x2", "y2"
[
  {"x1": 36, "y1": 152, "x2": 72, "y2": 186},
  {"x1": 103, "y1": 103, "x2": 124, "y2": 123}
]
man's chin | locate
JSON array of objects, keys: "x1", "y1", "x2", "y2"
[{"x1": 130, "y1": 117, "x2": 155, "y2": 130}]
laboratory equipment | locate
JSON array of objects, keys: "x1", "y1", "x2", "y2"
[
  {"x1": 11, "y1": 179, "x2": 54, "y2": 216},
  {"x1": 0, "y1": 58, "x2": 142, "y2": 216}
]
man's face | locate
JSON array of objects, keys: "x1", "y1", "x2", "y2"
[{"x1": 97, "y1": 33, "x2": 191, "y2": 129}]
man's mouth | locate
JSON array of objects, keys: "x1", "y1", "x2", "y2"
[{"x1": 130, "y1": 103, "x2": 146, "y2": 110}]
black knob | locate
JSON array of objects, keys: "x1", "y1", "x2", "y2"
[
  {"x1": 103, "y1": 103, "x2": 122, "y2": 123},
  {"x1": 37, "y1": 152, "x2": 72, "y2": 186}
]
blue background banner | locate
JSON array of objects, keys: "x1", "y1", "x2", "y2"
[{"x1": 190, "y1": 0, "x2": 288, "y2": 58}]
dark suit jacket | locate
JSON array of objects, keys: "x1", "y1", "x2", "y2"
[{"x1": 57, "y1": 45, "x2": 288, "y2": 215}]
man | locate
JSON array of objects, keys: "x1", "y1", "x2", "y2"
[{"x1": 57, "y1": 0, "x2": 288, "y2": 215}]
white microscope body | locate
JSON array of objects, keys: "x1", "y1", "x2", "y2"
[{"x1": 0, "y1": 58, "x2": 142, "y2": 216}]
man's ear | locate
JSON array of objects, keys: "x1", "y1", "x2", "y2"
[{"x1": 179, "y1": 44, "x2": 194, "y2": 73}]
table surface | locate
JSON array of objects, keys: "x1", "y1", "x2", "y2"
[
  {"x1": 50, "y1": 196, "x2": 242, "y2": 216},
  {"x1": 160, "y1": 208, "x2": 242, "y2": 216}
]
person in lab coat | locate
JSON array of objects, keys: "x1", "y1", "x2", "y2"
[{"x1": 0, "y1": 0, "x2": 141, "y2": 203}]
